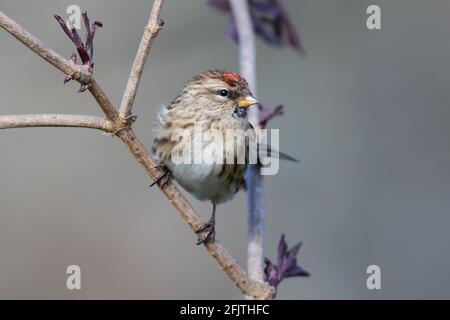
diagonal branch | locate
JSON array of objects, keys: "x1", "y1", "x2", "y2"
[
  {"x1": 119, "y1": 0, "x2": 164, "y2": 118},
  {"x1": 0, "y1": 3, "x2": 274, "y2": 299},
  {"x1": 116, "y1": 129, "x2": 274, "y2": 299},
  {"x1": 0, "y1": 114, "x2": 114, "y2": 131}
]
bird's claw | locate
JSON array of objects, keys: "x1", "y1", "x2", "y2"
[
  {"x1": 149, "y1": 167, "x2": 171, "y2": 188},
  {"x1": 78, "y1": 84, "x2": 90, "y2": 92},
  {"x1": 196, "y1": 222, "x2": 216, "y2": 245},
  {"x1": 63, "y1": 75, "x2": 72, "y2": 84}
]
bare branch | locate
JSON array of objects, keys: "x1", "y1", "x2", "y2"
[
  {"x1": 230, "y1": 0, "x2": 271, "y2": 298},
  {"x1": 0, "y1": 11, "x2": 88, "y2": 83},
  {"x1": 88, "y1": 78, "x2": 122, "y2": 122},
  {"x1": 0, "y1": 114, "x2": 114, "y2": 132},
  {"x1": 119, "y1": 0, "x2": 165, "y2": 117},
  {"x1": 0, "y1": 6, "x2": 274, "y2": 299},
  {"x1": 0, "y1": 10, "x2": 120, "y2": 122},
  {"x1": 116, "y1": 129, "x2": 274, "y2": 299}
]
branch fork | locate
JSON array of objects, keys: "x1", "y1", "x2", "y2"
[{"x1": 0, "y1": 0, "x2": 274, "y2": 299}]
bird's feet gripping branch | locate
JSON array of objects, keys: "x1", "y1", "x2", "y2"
[
  {"x1": 196, "y1": 203, "x2": 217, "y2": 245},
  {"x1": 149, "y1": 166, "x2": 171, "y2": 188}
]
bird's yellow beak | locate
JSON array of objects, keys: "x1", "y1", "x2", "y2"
[{"x1": 238, "y1": 95, "x2": 259, "y2": 108}]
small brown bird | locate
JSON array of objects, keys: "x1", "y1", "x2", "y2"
[{"x1": 151, "y1": 69, "x2": 286, "y2": 244}]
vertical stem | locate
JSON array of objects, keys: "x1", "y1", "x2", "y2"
[
  {"x1": 229, "y1": 1, "x2": 256, "y2": 96},
  {"x1": 230, "y1": 0, "x2": 266, "y2": 296}
]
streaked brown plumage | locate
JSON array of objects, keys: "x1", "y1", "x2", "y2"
[{"x1": 151, "y1": 69, "x2": 259, "y2": 244}]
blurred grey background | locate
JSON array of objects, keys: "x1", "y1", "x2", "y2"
[{"x1": 1, "y1": 0, "x2": 450, "y2": 299}]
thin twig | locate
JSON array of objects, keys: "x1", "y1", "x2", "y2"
[
  {"x1": 119, "y1": 0, "x2": 164, "y2": 118},
  {"x1": 0, "y1": 4, "x2": 274, "y2": 299},
  {"x1": 0, "y1": 114, "x2": 114, "y2": 131},
  {"x1": 230, "y1": 0, "x2": 270, "y2": 298},
  {"x1": 0, "y1": 10, "x2": 120, "y2": 122}
]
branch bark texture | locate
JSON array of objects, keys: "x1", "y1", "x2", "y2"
[
  {"x1": 0, "y1": 114, "x2": 114, "y2": 131},
  {"x1": 119, "y1": 0, "x2": 164, "y2": 118},
  {"x1": 0, "y1": 1, "x2": 274, "y2": 299}
]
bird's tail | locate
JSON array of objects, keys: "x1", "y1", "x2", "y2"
[{"x1": 258, "y1": 144, "x2": 300, "y2": 163}]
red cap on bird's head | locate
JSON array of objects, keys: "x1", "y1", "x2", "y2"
[{"x1": 221, "y1": 71, "x2": 246, "y2": 87}]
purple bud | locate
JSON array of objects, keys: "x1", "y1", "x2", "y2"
[
  {"x1": 264, "y1": 234, "x2": 309, "y2": 293},
  {"x1": 54, "y1": 11, "x2": 102, "y2": 89}
]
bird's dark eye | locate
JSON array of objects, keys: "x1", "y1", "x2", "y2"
[{"x1": 219, "y1": 89, "x2": 229, "y2": 97}]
